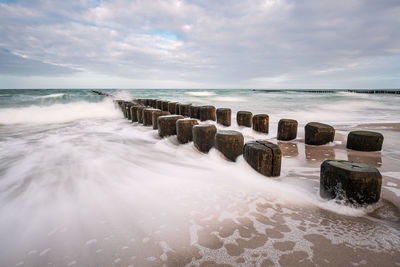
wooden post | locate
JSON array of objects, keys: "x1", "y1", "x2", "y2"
[
  {"x1": 252, "y1": 114, "x2": 269, "y2": 133},
  {"x1": 143, "y1": 108, "x2": 160, "y2": 126},
  {"x1": 199, "y1": 105, "x2": 216, "y2": 121},
  {"x1": 176, "y1": 119, "x2": 199, "y2": 143},
  {"x1": 215, "y1": 130, "x2": 244, "y2": 161},
  {"x1": 152, "y1": 111, "x2": 171, "y2": 130},
  {"x1": 162, "y1": 101, "x2": 170, "y2": 112},
  {"x1": 243, "y1": 140, "x2": 282, "y2": 177},
  {"x1": 346, "y1": 131, "x2": 384, "y2": 151},
  {"x1": 216, "y1": 108, "x2": 231, "y2": 126},
  {"x1": 192, "y1": 124, "x2": 217, "y2": 153},
  {"x1": 158, "y1": 115, "x2": 184, "y2": 137},
  {"x1": 137, "y1": 106, "x2": 146, "y2": 123},
  {"x1": 168, "y1": 102, "x2": 178, "y2": 114},
  {"x1": 305, "y1": 122, "x2": 335, "y2": 145},
  {"x1": 190, "y1": 105, "x2": 200, "y2": 119},
  {"x1": 156, "y1": 100, "x2": 163, "y2": 110},
  {"x1": 237, "y1": 111, "x2": 253, "y2": 127},
  {"x1": 320, "y1": 160, "x2": 382, "y2": 205},
  {"x1": 179, "y1": 104, "x2": 191, "y2": 117},
  {"x1": 277, "y1": 119, "x2": 298, "y2": 141}
]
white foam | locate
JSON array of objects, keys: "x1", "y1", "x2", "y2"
[
  {"x1": 39, "y1": 93, "x2": 65, "y2": 99},
  {"x1": 0, "y1": 99, "x2": 121, "y2": 125},
  {"x1": 185, "y1": 91, "x2": 216, "y2": 96}
]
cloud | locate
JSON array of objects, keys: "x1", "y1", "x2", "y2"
[{"x1": 0, "y1": 0, "x2": 399, "y2": 88}]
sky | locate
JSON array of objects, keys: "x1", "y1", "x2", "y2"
[{"x1": 0, "y1": 0, "x2": 399, "y2": 89}]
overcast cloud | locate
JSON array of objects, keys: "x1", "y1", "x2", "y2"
[{"x1": 0, "y1": 0, "x2": 399, "y2": 88}]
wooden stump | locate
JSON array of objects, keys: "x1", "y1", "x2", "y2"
[
  {"x1": 216, "y1": 108, "x2": 231, "y2": 126},
  {"x1": 277, "y1": 119, "x2": 298, "y2": 141},
  {"x1": 130, "y1": 105, "x2": 140, "y2": 122},
  {"x1": 252, "y1": 114, "x2": 269, "y2": 133},
  {"x1": 149, "y1": 99, "x2": 157, "y2": 108},
  {"x1": 137, "y1": 106, "x2": 146, "y2": 123},
  {"x1": 200, "y1": 105, "x2": 216, "y2": 121},
  {"x1": 320, "y1": 160, "x2": 382, "y2": 205},
  {"x1": 168, "y1": 102, "x2": 178, "y2": 114},
  {"x1": 176, "y1": 119, "x2": 199, "y2": 144},
  {"x1": 237, "y1": 111, "x2": 253, "y2": 127},
  {"x1": 156, "y1": 100, "x2": 163, "y2": 110},
  {"x1": 190, "y1": 105, "x2": 200, "y2": 119},
  {"x1": 158, "y1": 115, "x2": 184, "y2": 137},
  {"x1": 175, "y1": 103, "x2": 181, "y2": 115},
  {"x1": 243, "y1": 140, "x2": 282, "y2": 177},
  {"x1": 346, "y1": 131, "x2": 384, "y2": 151},
  {"x1": 305, "y1": 122, "x2": 335, "y2": 145},
  {"x1": 143, "y1": 108, "x2": 160, "y2": 126},
  {"x1": 179, "y1": 104, "x2": 191, "y2": 117},
  {"x1": 215, "y1": 130, "x2": 244, "y2": 161},
  {"x1": 192, "y1": 124, "x2": 217, "y2": 153},
  {"x1": 162, "y1": 101, "x2": 170, "y2": 112},
  {"x1": 125, "y1": 103, "x2": 133, "y2": 120},
  {"x1": 152, "y1": 111, "x2": 171, "y2": 130}
]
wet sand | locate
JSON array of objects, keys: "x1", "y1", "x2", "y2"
[{"x1": 1, "y1": 120, "x2": 400, "y2": 267}]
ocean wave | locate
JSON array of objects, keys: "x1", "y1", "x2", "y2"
[
  {"x1": 0, "y1": 100, "x2": 121, "y2": 125},
  {"x1": 39, "y1": 93, "x2": 65, "y2": 99},
  {"x1": 185, "y1": 91, "x2": 216, "y2": 96}
]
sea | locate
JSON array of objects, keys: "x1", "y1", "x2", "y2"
[{"x1": 0, "y1": 89, "x2": 400, "y2": 266}]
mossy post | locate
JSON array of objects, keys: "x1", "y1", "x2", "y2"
[
  {"x1": 156, "y1": 100, "x2": 163, "y2": 110},
  {"x1": 143, "y1": 108, "x2": 160, "y2": 126},
  {"x1": 168, "y1": 102, "x2": 178, "y2": 114},
  {"x1": 320, "y1": 160, "x2": 382, "y2": 205},
  {"x1": 346, "y1": 131, "x2": 384, "y2": 151},
  {"x1": 176, "y1": 119, "x2": 199, "y2": 144},
  {"x1": 190, "y1": 105, "x2": 200, "y2": 119},
  {"x1": 252, "y1": 114, "x2": 269, "y2": 133},
  {"x1": 200, "y1": 105, "x2": 216, "y2": 121},
  {"x1": 130, "y1": 105, "x2": 140, "y2": 122},
  {"x1": 137, "y1": 106, "x2": 146, "y2": 123},
  {"x1": 305, "y1": 122, "x2": 335, "y2": 145},
  {"x1": 152, "y1": 111, "x2": 171, "y2": 130},
  {"x1": 215, "y1": 130, "x2": 244, "y2": 161},
  {"x1": 193, "y1": 124, "x2": 217, "y2": 153},
  {"x1": 175, "y1": 103, "x2": 181, "y2": 115},
  {"x1": 277, "y1": 119, "x2": 298, "y2": 141},
  {"x1": 237, "y1": 111, "x2": 253, "y2": 127},
  {"x1": 158, "y1": 115, "x2": 184, "y2": 137},
  {"x1": 162, "y1": 101, "x2": 170, "y2": 112},
  {"x1": 179, "y1": 104, "x2": 191, "y2": 117},
  {"x1": 243, "y1": 140, "x2": 282, "y2": 177},
  {"x1": 216, "y1": 108, "x2": 231, "y2": 126}
]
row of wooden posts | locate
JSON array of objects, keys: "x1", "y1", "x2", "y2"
[{"x1": 115, "y1": 98, "x2": 384, "y2": 206}]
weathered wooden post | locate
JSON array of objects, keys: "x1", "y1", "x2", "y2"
[
  {"x1": 320, "y1": 160, "x2": 382, "y2": 205},
  {"x1": 199, "y1": 105, "x2": 216, "y2": 121},
  {"x1": 158, "y1": 115, "x2": 184, "y2": 137},
  {"x1": 175, "y1": 103, "x2": 181, "y2": 115},
  {"x1": 237, "y1": 111, "x2": 253, "y2": 127},
  {"x1": 125, "y1": 103, "x2": 133, "y2": 120},
  {"x1": 190, "y1": 105, "x2": 200, "y2": 119},
  {"x1": 168, "y1": 102, "x2": 178, "y2": 114},
  {"x1": 252, "y1": 114, "x2": 269, "y2": 133},
  {"x1": 277, "y1": 119, "x2": 298, "y2": 141},
  {"x1": 176, "y1": 119, "x2": 199, "y2": 144},
  {"x1": 143, "y1": 108, "x2": 160, "y2": 126},
  {"x1": 152, "y1": 111, "x2": 171, "y2": 130},
  {"x1": 305, "y1": 122, "x2": 335, "y2": 145},
  {"x1": 192, "y1": 124, "x2": 217, "y2": 153},
  {"x1": 346, "y1": 131, "x2": 384, "y2": 151},
  {"x1": 243, "y1": 140, "x2": 282, "y2": 177},
  {"x1": 216, "y1": 108, "x2": 231, "y2": 126},
  {"x1": 162, "y1": 101, "x2": 170, "y2": 112},
  {"x1": 215, "y1": 130, "x2": 244, "y2": 161},
  {"x1": 130, "y1": 105, "x2": 140, "y2": 122},
  {"x1": 137, "y1": 106, "x2": 146, "y2": 123},
  {"x1": 156, "y1": 100, "x2": 163, "y2": 110},
  {"x1": 179, "y1": 104, "x2": 191, "y2": 117}
]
